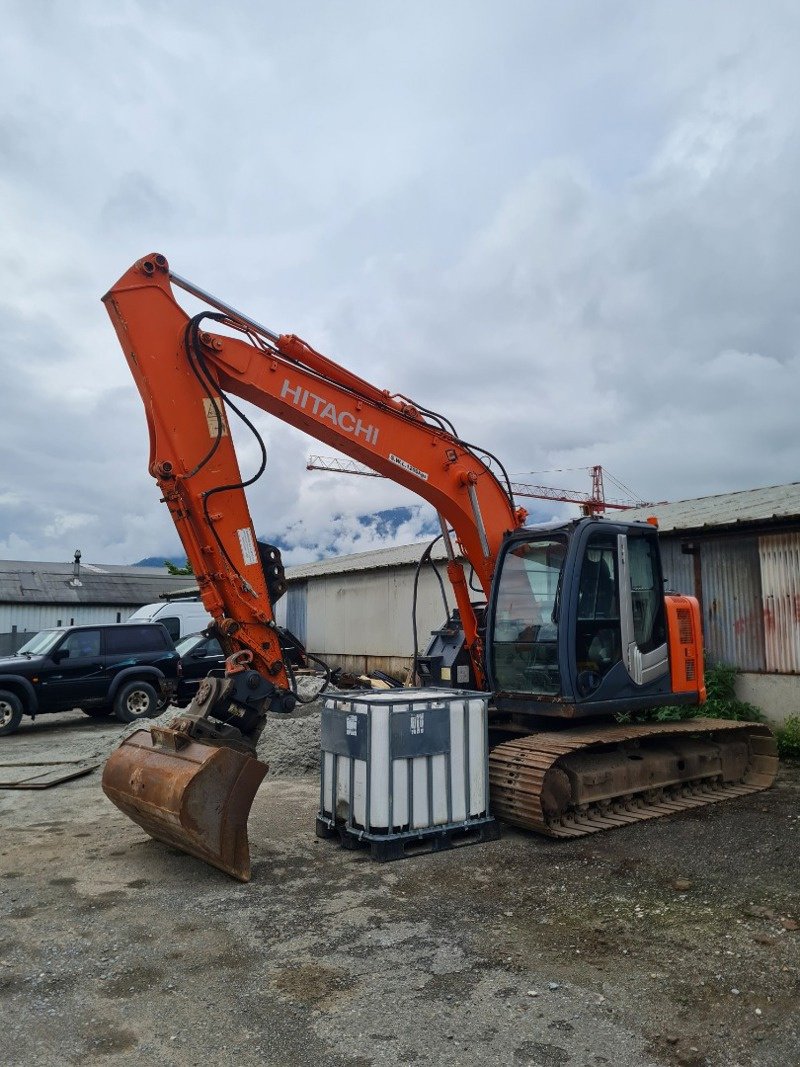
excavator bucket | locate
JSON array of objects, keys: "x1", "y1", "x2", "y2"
[{"x1": 101, "y1": 727, "x2": 268, "y2": 881}]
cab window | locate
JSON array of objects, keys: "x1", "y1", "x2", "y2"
[
  {"x1": 576, "y1": 535, "x2": 621, "y2": 690},
  {"x1": 628, "y1": 534, "x2": 666, "y2": 654},
  {"x1": 491, "y1": 537, "x2": 565, "y2": 695}
]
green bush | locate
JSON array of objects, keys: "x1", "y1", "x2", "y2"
[
  {"x1": 700, "y1": 662, "x2": 765, "y2": 722},
  {"x1": 775, "y1": 716, "x2": 800, "y2": 759},
  {"x1": 616, "y1": 662, "x2": 765, "y2": 725}
]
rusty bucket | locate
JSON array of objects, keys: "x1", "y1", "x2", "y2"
[{"x1": 101, "y1": 727, "x2": 268, "y2": 881}]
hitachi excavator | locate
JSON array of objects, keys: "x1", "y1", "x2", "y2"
[{"x1": 100, "y1": 254, "x2": 777, "y2": 880}]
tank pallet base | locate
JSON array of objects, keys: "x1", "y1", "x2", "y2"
[{"x1": 315, "y1": 814, "x2": 500, "y2": 861}]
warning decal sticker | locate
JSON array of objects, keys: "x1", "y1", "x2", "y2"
[
  {"x1": 203, "y1": 398, "x2": 229, "y2": 437},
  {"x1": 237, "y1": 527, "x2": 258, "y2": 567}
]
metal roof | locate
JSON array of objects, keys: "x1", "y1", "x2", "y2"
[
  {"x1": 620, "y1": 483, "x2": 800, "y2": 534},
  {"x1": 0, "y1": 559, "x2": 198, "y2": 606},
  {"x1": 285, "y1": 540, "x2": 451, "y2": 580}
]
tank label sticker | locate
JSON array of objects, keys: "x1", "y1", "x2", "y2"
[
  {"x1": 203, "y1": 398, "x2": 228, "y2": 437},
  {"x1": 237, "y1": 527, "x2": 258, "y2": 567},
  {"x1": 390, "y1": 707, "x2": 450, "y2": 757},
  {"x1": 389, "y1": 453, "x2": 429, "y2": 481},
  {"x1": 321, "y1": 707, "x2": 368, "y2": 759}
]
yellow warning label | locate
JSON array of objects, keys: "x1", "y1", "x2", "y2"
[{"x1": 203, "y1": 398, "x2": 228, "y2": 437}]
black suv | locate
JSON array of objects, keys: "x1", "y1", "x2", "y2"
[
  {"x1": 0, "y1": 624, "x2": 180, "y2": 736},
  {"x1": 174, "y1": 626, "x2": 308, "y2": 706}
]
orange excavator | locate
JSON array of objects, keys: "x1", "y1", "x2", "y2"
[{"x1": 101, "y1": 254, "x2": 777, "y2": 880}]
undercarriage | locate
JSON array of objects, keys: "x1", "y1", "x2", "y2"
[{"x1": 489, "y1": 719, "x2": 778, "y2": 837}]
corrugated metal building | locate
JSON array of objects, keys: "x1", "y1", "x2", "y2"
[
  {"x1": 623, "y1": 483, "x2": 800, "y2": 723},
  {"x1": 279, "y1": 483, "x2": 800, "y2": 721},
  {"x1": 0, "y1": 558, "x2": 198, "y2": 655},
  {"x1": 275, "y1": 542, "x2": 456, "y2": 679}
]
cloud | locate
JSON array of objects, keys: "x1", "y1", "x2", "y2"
[{"x1": 1, "y1": 1, "x2": 799, "y2": 567}]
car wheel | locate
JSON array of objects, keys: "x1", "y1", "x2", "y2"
[
  {"x1": 113, "y1": 680, "x2": 159, "y2": 724},
  {"x1": 81, "y1": 706, "x2": 114, "y2": 719},
  {"x1": 0, "y1": 690, "x2": 24, "y2": 736}
]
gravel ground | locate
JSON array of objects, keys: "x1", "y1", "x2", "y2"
[{"x1": 1, "y1": 708, "x2": 798, "y2": 1067}]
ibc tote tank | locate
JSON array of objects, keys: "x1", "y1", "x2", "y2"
[{"x1": 317, "y1": 688, "x2": 498, "y2": 859}]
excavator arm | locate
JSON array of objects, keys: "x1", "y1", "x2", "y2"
[
  {"x1": 103, "y1": 253, "x2": 525, "y2": 699},
  {"x1": 100, "y1": 252, "x2": 524, "y2": 878}
]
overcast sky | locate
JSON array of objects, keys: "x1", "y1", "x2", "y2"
[{"x1": 1, "y1": 1, "x2": 799, "y2": 566}]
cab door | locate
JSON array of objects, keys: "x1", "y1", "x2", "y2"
[
  {"x1": 617, "y1": 531, "x2": 669, "y2": 685},
  {"x1": 41, "y1": 629, "x2": 106, "y2": 709},
  {"x1": 571, "y1": 526, "x2": 668, "y2": 701}
]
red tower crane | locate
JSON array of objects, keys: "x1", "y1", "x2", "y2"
[{"x1": 305, "y1": 457, "x2": 646, "y2": 514}]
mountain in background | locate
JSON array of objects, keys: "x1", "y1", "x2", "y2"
[
  {"x1": 134, "y1": 554, "x2": 191, "y2": 569},
  {"x1": 132, "y1": 505, "x2": 440, "y2": 568}
]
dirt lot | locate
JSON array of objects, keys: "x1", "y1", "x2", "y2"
[{"x1": 1, "y1": 708, "x2": 798, "y2": 1067}]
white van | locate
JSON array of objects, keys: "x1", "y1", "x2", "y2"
[{"x1": 127, "y1": 599, "x2": 212, "y2": 643}]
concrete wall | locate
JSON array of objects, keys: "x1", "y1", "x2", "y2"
[
  {"x1": 736, "y1": 672, "x2": 800, "y2": 726},
  {"x1": 298, "y1": 562, "x2": 456, "y2": 676}
]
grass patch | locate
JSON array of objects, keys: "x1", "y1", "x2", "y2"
[
  {"x1": 616, "y1": 663, "x2": 765, "y2": 725},
  {"x1": 775, "y1": 716, "x2": 800, "y2": 759}
]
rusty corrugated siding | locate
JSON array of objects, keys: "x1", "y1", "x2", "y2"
[
  {"x1": 700, "y1": 536, "x2": 765, "y2": 671},
  {"x1": 658, "y1": 538, "x2": 696, "y2": 596},
  {"x1": 759, "y1": 531, "x2": 800, "y2": 673}
]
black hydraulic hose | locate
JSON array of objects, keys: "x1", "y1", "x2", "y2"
[
  {"x1": 429, "y1": 552, "x2": 450, "y2": 617},
  {"x1": 411, "y1": 534, "x2": 445, "y2": 683},
  {"x1": 455, "y1": 438, "x2": 516, "y2": 507},
  {"x1": 468, "y1": 563, "x2": 482, "y2": 594},
  {"x1": 183, "y1": 312, "x2": 229, "y2": 479},
  {"x1": 283, "y1": 651, "x2": 332, "y2": 705},
  {"x1": 403, "y1": 399, "x2": 458, "y2": 438},
  {"x1": 181, "y1": 314, "x2": 269, "y2": 589}
]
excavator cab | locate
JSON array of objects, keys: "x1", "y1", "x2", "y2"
[
  {"x1": 486, "y1": 517, "x2": 697, "y2": 720},
  {"x1": 484, "y1": 518, "x2": 777, "y2": 835}
]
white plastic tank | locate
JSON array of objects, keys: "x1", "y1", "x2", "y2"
[{"x1": 319, "y1": 688, "x2": 490, "y2": 836}]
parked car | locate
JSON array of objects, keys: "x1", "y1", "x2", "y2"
[
  {"x1": 174, "y1": 626, "x2": 308, "y2": 706},
  {"x1": 127, "y1": 597, "x2": 211, "y2": 642},
  {"x1": 0, "y1": 624, "x2": 180, "y2": 736}
]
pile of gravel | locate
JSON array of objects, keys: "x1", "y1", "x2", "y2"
[
  {"x1": 100, "y1": 675, "x2": 329, "y2": 778},
  {"x1": 256, "y1": 702, "x2": 322, "y2": 776}
]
